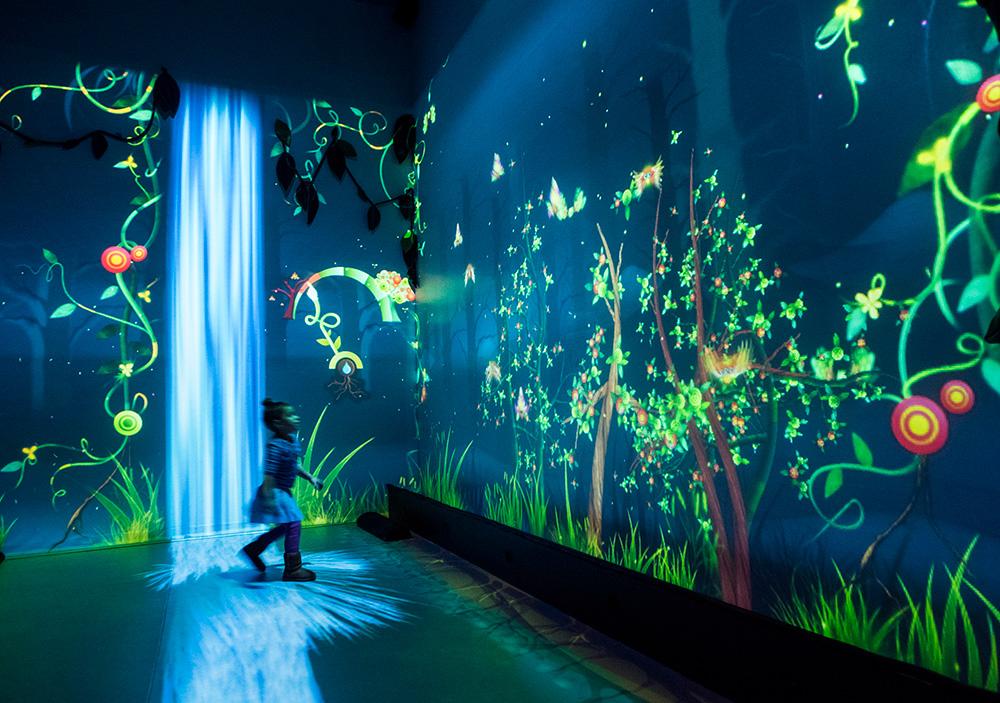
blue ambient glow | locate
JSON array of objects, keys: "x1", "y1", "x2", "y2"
[
  {"x1": 167, "y1": 84, "x2": 264, "y2": 537},
  {"x1": 150, "y1": 535, "x2": 406, "y2": 702}
]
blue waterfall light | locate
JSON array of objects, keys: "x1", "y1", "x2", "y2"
[{"x1": 167, "y1": 84, "x2": 264, "y2": 537}]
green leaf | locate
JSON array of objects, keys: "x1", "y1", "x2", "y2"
[
  {"x1": 130, "y1": 195, "x2": 148, "y2": 206},
  {"x1": 128, "y1": 109, "x2": 153, "y2": 122},
  {"x1": 985, "y1": 29, "x2": 998, "y2": 53},
  {"x1": 50, "y1": 303, "x2": 76, "y2": 319},
  {"x1": 350, "y1": 107, "x2": 364, "y2": 118},
  {"x1": 293, "y1": 206, "x2": 303, "y2": 217},
  {"x1": 96, "y1": 362, "x2": 119, "y2": 375},
  {"x1": 99, "y1": 285, "x2": 119, "y2": 301},
  {"x1": 846, "y1": 307, "x2": 867, "y2": 340},
  {"x1": 982, "y1": 358, "x2": 1000, "y2": 397},
  {"x1": 945, "y1": 59, "x2": 983, "y2": 86},
  {"x1": 847, "y1": 63, "x2": 867, "y2": 85},
  {"x1": 42, "y1": 248, "x2": 58, "y2": 265},
  {"x1": 1, "y1": 461, "x2": 22, "y2": 473},
  {"x1": 958, "y1": 275, "x2": 992, "y2": 312},
  {"x1": 851, "y1": 432, "x2": 873, "y2": 467},
  {"x1": 815, "y1": 15, "x2": 844, "y2": 45},
  {"x1": 315, "y1": 99, "x2": 332, "y2": 109},
  {"x1": 269, "y1": 142, "x2": 284, "y2": 158},
  {"x1": 899, "y1": 104, "x2": 973, "y2": 196},
  {"x1": 824, "y1": 467, "x2": 844, "y2": 498},
  {"x1": 31, "y1": 86, "x2": 41, "y2": 101},
  {"x1": 317, "y1": 192, "x2": 327, "y2": 205}
]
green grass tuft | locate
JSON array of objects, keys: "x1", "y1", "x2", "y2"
[
  {"x1": 0, "y1": 494, "x2": 14, "y2": 551},
  {"x1": 520, "y1": 476, "x2": 549, "y2": 537},
  {"x1": 772, "y1": 563, "x2": 903, "y2": 656},
  {"x1": 651, "y1": 540, "x2": 698, "y2": 590},
  {"x1": 484, "y1": 475, "x2": 522, "y2": 530},
  {"x1": 93, "y1": 464, "x2": 164, "y2": 545},
  {"x1": 605, "y1": 515, "x2": 656, "y2": 574},
  {"x1": 896, "y1": 538, "x2": 999, "y2": 691},
  {"x1": 404, "y1": 429, "x2": 471, "y2": 509}
]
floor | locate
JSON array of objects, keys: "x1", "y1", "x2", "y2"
[{"x1": 0, "y1": 524, "x2": 726, "y2": 702}]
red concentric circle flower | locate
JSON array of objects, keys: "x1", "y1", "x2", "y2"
[
  {"x1": 101, "y1": 246, "x2": 131, "y2": 274},
  {"x1": 940, "y1": 380, "x2": 974, "y2": 415},
  {"x1": 129, "y1": 245, "x2": 148, "y2": 263},
  {"x1": 891, "y1": 396, "x2": 948, "y2": 455},
  {"x1": 977, "y1": 75, "x2": 1000, "y2": 113}
]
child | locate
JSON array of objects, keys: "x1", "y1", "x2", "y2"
[{"x1": 241, "y1": 399, "x2": 324, "y2": 581}]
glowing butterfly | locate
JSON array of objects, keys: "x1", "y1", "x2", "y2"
[
  {"x1": 464, "y1": 263, "x2": 476, "y2": 286},
  {"x1": 515, "y1": 387, "x2": 529, "y2": 421},
  {"x1": 546, "y1": 178, "x2": 587, "y2": 220},
  {"x1": 631, "y1": 157, "x2": 663, "y2": 197},
  {"x1": 484, "y1": 360, "x2": 501, "y2": 384},
  {"x1": 702, "y1": 345, "x2": 753, "y2": 386},
  {"x1": 671, "y1": 130, "x2": 682, "y2": 145},
  {"x1": 491, "y1": 153, "x2": 505, "y2": 182},
  {"x1": 453, "y1": 223, "x2": 463, "y2": 248}
]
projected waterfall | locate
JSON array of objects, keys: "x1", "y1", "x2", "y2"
[{"x1": 167, "y1": 85, "x2": 263, "y2": 537}]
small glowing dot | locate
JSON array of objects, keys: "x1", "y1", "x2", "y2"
[
  {"x1": 817, "y1": 93, "x2": 824, "y2": 100},
  {"x1": 921, "y1": 19, "x2": 928, "y2": 27},
  {"x1": 582, "y1": 40, "x2": 587, "y2": 48},
  {"x1": 639, "y1": 75, "x2": 644, "y2": 82},
  {"x1": 844, "y1": 143, "x2": 850, "y2": 149},
  {"x1": 887, "y1": 18, "x2": 895, "y2": 27}
]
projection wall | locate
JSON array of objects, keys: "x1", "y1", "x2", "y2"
[
  {"x1": 413, "y1": 0, "x2": 1000, "y2": 690},
  {"x1": 0, "y1": 66, "x2": 420, "y2": 552}
]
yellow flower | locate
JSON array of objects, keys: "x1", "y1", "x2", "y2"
[
  {"x1": 855, "y1": 287, "x2": 883, "y2": 319},
  {"x1": 834, "y1": 0, "x2": 862, "y2": 21},
  {"x1": 22, "y1": 445, "x2": 38, "y2": 462},
  {"x1": 138, "y1": 290, "x2": 151, "y2": 303},
  {"x1": 119, "y1": 362, "x2": 134, "y2": 378}
]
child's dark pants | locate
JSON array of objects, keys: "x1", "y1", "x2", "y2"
[{"x1": 255, "y1": 521, "x2": 302, "y2": 553}]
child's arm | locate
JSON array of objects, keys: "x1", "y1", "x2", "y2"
[{"x1": 296, "y1": 467, "x2": 323, "y2": 490}]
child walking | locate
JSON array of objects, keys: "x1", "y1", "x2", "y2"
[{"x1": 242, "y1": 399, "x2": 324, "y2": 581}]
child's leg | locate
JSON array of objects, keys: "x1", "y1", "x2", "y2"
[
  {"x1": 241, "y1": 524, "x2": 288, "y2": 571},
  {"x1": 282, "y1": 521, "x2": 301, "y2": 554},
  {"x1": 281, "y1": 521, "x2": 316, "y2": 582}
]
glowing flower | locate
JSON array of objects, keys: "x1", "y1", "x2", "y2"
[
  {"x1": 977, "y1": 75, "x2": 1000, "y2": 113},
  {"x1": 485, "y1": 360, "x2": 501, "y2": 384},
  {"x1": 138, "y1": 290, "x2": 151, "y2": 303},
  {"x1": 129, "y1": 245, "x2": 148, "y2": 262},
  {"x1": 464, "y1": 263, "x2": 476, "y2": 286},
  {"x1": 453, "y1": 223, "x2": 463, "y2": 248},
  {"x1": 21, "y1": 445, "x2": 38, "y2": 462},
  {"x1": 854, "y1": 286, "x2": 883, "y2": 319},
  {"x1": 101, "y1": 246, "x2": 131, "y2": 274},
  {"x1": 290, "y1": 272, "x2": 300, "y2": 280},
  {"x1": 940, "y1": 380, "x2": 974, "y2": 415},
  {"x1": 834, "y1": 0, "x2": 862, "y2": 22},
  {"x1": 118, "y1": 362, "x2": 134, "y2": 378},
  {"x1": 891, "y1": 396, "x2": 948, "y2": 455}
]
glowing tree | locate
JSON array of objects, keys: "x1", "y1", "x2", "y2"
[
  {"x1": 479, "y1": 197, "x2": 567, "y2": 494},
  {"x1": 603, "y1": 156, "x2": 881, "y2": 607}
]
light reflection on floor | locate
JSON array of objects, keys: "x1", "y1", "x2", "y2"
[{"x1": 149, "y1": 534, "x2": 407, "y2": 703}]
